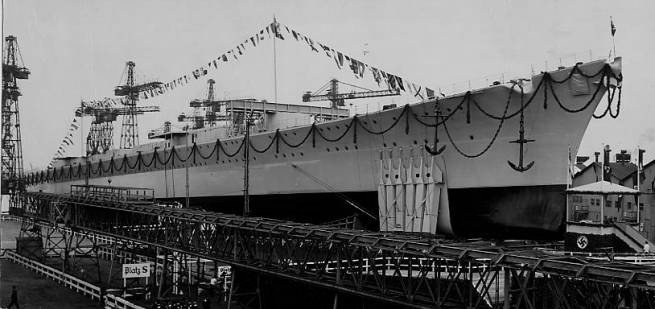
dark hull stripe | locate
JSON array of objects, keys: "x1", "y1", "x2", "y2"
[{"x1": 164, "y1": 184, "x2": 566, "y2": 240}]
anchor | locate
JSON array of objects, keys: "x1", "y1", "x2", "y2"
[
  {"x1": 507, "y1": 83, "x2": 535, "y2": 172},
  {"x1": 424, "y1": 101, "x2": 446, "y2": 155},
  {"x1": 507, "y1": 133, "x2": 535, "y2": 172}
]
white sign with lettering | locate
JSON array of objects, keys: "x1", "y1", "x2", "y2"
[{"x1": 122, "y1": 263, "x2": 151, "y2": 278}]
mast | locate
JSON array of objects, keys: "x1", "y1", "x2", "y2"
[{"x1": 273, "y1": 16, "x2": 278, "y2": 103}]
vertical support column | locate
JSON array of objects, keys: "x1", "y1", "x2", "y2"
[{"x1": 503, "y1": 268, "x2": 510, "y2": 309}]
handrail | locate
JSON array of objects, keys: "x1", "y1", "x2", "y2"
[
  {"x1": 1, "y1": 249, "x2": 145, "y2": 309},
  {"x1": 104, "y1": 293, "x2": 147, "y2": 309},
  {"x1": 2, "y1": 249, "x2": 102, "y2": 300}
]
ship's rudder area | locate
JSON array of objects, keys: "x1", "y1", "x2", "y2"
[{"x1": 448, "y1": 184, "x2": 567, "y2": 240}]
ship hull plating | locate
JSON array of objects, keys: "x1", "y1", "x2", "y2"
[{"x1": 26, "y1": 58, "x2": 622, "y2": 239}]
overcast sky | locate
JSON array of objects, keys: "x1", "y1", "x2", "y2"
[{"x1": 3, "y1": 0, "x2": 655, "y2": 170}]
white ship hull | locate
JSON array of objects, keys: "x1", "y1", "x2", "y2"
[{"x1": 26, "y1": 58, "x2": 622, "y2": 239}]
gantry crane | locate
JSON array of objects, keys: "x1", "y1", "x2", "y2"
[
  {"x1": 2, "y1": 35, "x2": 29, "y2": 211},
  {"x1": 178, "y1": 79, "x2": 231, "y2": 129},
  {"x1": 114, "y1": 61, "x2": 162, "y2": 149},
  {"x1": 302, "y1": 79, "x2": 400, "y2": 108},
  {"x1": 76, "y1": 98, "x2": 160, "y2": 155}
]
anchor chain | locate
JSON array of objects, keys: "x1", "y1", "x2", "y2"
[
  {"x1": 425, "y1": 99, "x2": 446, "y2": 155},
  {"x1": 508, "y1": 83, "x2": 535, "y2": 172}
]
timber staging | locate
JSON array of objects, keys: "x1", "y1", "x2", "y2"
[{"x1": 10, "y1": 187, "x2": 655, "y2": 308}]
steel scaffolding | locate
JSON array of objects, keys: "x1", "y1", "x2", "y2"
[{"x1": 18, "y1": 189, "x2": 655, "y2": 308}]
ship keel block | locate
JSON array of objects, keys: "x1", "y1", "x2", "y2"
[{"x1": 448, "y1": 184, "x2": 566, "y2": 239}]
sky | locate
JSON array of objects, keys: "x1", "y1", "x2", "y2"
[{"x1": 2, "y1": 0, "x2": 655, "y2": 170}]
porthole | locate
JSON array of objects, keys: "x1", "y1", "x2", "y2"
[
  {"x1": 344, "y1": 146, "x2": 349, "y2": 150},
  {"x1": 469, "y1": 135, "x2": 474, "y2": 140},
  {"x1": 300, "y1": 152, "x2": 304, "y2": 156},
  {"x1": 392, "y1": 142, "x2": 397, "y2": 147},
  {"x1": 372, "y1": 120, "x2": 377, "y2": 124}
]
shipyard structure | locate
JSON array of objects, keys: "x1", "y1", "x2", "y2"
[
  {"x1": 24, "y1": 56, "x2": 623, "y2": 239},
  {"x1": 10, "y1": 18, "x2": 655, "y2": 308}
]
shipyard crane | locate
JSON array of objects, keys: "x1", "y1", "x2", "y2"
[
  {"x1": 76, "y1": 98, "x2": 160, "y2": 155},
  {"x1": 302, "y1": 79, "x2": 400, "y2": 109},
  {"x1": 178, "y1": 79, "x2": 223, "y2": 129},
  {"x1": 114, "y1": 61, "x2": 162, "y2": 149},
  {"x1": 2, "y1": 35, "x2": 29, "y2": 210}
]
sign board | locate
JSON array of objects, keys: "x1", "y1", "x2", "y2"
[{"x1": 122, "y1": 263, "x2": 151, "y2": 278}]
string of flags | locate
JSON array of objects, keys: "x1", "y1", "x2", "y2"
[
  {"x1": 49, "y1": 19, "x2": 436, "y2": 166},
  {"x1": 275, "y1": 20, "x2": 435, "y2": 100},
  {"x1": 138, "y1": 18, "x2": 434, "y2": 101},
  {"x1": 48, "y1": 116, "x2": 81, "y2": 169},
  {"x1": 139, "y1": 21, "x2": 276, "y2": 100}
]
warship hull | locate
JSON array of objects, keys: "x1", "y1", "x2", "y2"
[{"x1": 26, "y1": 58, "x2": 622, "y2": 239}]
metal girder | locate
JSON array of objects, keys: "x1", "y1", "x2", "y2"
[{"x1": 19, "y1": 191, "x2": 655, "y2": 308}]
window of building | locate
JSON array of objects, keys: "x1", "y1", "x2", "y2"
[
  {"x1": 640, "y1": 203, "x2": 645, "y2": 211},
  {"x1": 615, "y1": 201, "x2": 620, "y2": 209},
  {"x1": 627, "y1": 202, "x2": 632, "y2": 209}
]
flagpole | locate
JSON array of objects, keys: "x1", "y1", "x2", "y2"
[
  {"x1": 637, "y1": 147, "x2": 641, "y2": 224},
  {"x1": 566, "y1": 146, "x2": 571, "y2": 222},
  {"x1": 80, "y1": 100, "x2": 84, "y2": 157},
  {"x1": 273, "y1": 16, "x2": 278, "y2": 103},
  {"x1": 610, "y1": 16, "x2": 617, "y2": 58}
]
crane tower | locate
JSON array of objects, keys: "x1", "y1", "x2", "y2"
[
  {"x1": 114, "y1": 61, "x2": 162, "y2": 149},
  {"x1": 2, "y1": 35, "x2": 30, "y2": 211}
]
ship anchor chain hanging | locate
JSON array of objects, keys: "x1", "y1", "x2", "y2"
[
  {"x1": 507, "y1": 83, "x2": 535, "y2": 172},
  {"x1": 424, "y1": 100, "x2": 446, "y2": 155}
]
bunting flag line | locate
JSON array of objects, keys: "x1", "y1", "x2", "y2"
[
  {"x1": 130, "y1": 18, "x2": 435, "y2": 101},
  {"x1": 51, "y1": 115, "x2": 82, "y2": 164},
  {"x1": 134, "y1": 22, "x2": 274, "y2": 100},
  {"x1": 277, "y1": 21, "x2": 435, "y2": 100}
]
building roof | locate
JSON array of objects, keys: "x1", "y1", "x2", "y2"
[
  {"x1": 575, "y1": 162, "x2": 637, "y2": 180},
  {"x1": 621, "y1": 159, "x2": 655, "y2": 181},
  {"x1": 567, "y1": 180, "x2": 640, "y2": 195}
]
